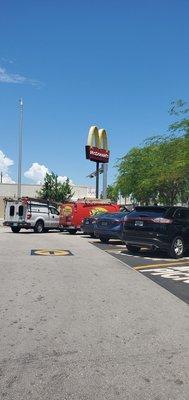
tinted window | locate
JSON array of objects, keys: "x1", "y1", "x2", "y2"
[
  {"x1": 100, "y1": 212, "x2": 129, "y2": 219},
  {"x1": 50, "y1": 208, "x2": 59, "y2": 215},
  {"x1": 10, "y1": 205, "x2": 15, "y2": 216},
  {"x1": 174, "y1": 209, "x2": 189, "y2": 220},
  {"x1": 129, "y1": 207, "x2": 167, "y2": 218},
  {"x1": 112, "y1": 211, "x2": 129, "y2": 219},
  {"x1": 18, "y1": 205, "x2": 24, "y2": 217}
]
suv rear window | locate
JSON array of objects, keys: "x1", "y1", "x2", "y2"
[
  {"x1": 10, "y1": 205, "x2": 15, "y2": 216},
  {"x1": 174, "y1": 209, "x2": 189, "y2": 219},
  {"x1": 18, "y1": 205, "x2": 24, "y2": 216},
  {"x1": 129, "y1": 207, "x2": 168, "y2": 218}
]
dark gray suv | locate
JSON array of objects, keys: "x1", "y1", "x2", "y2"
[{"x1": 122, "y1": 206, "x2": 189, "y2": 258}]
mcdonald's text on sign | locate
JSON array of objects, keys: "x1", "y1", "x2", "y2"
[
  {"x1": 85, "y1": 126, "x2": 110, "y2": 163},
  {"x1": 85, "y1": 146, "x2": 109, "y2": 163}
]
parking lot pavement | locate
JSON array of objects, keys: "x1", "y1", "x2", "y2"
[
  {"x1": 0, "y1": 228, "x2": 189, "y2": 400},
  {"x1": 90, "y1": 238, "x2": 189, "y2": 304}
]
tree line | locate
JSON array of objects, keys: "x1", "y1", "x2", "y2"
[{"x1": 107, "y1": 100, "x2": 189, "y2": 205}]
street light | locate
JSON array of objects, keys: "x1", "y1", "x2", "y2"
[{"x1": 17, "y1": 98, "x2": 23, "y2": 199}]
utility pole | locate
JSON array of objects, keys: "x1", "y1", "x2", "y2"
[
  {"x1": 17, "y1": 98, "x2": 23, "y2": 199},
  {"x1": 0, "y1": 172, "x2": 2, "y2": 183}
]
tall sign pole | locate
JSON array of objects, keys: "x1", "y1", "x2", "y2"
[
  {"x1": 17, "y1": 98, "x2": 23, "y2": 199},
  {"x1": 86, "y1": 126, "x2": 109, "y2": 199},
  {"x1": 102, "y1": 163, "x2": 108, "y2": 199},
  {"x1": 95, "y1": 162, "x2": 100, "y2": 198}
]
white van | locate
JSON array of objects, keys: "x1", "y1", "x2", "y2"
[{"x1": 3, "y1": 198, "x2": 60, "y2": 233}]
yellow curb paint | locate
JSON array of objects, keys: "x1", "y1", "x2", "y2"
[{"x1": 134, "y1": 260, "x2": 189, "y2": 271}]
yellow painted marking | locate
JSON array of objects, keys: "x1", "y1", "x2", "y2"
[
  {"x1": 134, "y1": 260, "x2": 189, "y2": 270},
  {"x1": 33, "y1": 249, "x2": 71, "y2": 256}
]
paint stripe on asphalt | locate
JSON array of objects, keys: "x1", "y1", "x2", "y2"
[{"x1": 134, "y1": 261, "x2": 189, "y2": 270}]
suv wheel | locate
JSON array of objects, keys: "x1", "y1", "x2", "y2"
[
  {"x1": 34, "y1": 221, "x2": 44, "y2": 233},
  {"x1": 11, "y1": 227, "x2": 21, "y2": 233},
  {"x1": 126, "y1": 244, "x2": 141, "y2": 253},
  {"x1": 169, "y1": 236, "x2": 184, "y2": 258},
  {"x1": 99, "y1": 236, "x2": 109, "y2": 243}
]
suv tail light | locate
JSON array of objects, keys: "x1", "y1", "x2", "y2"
[
  {"x1": 27, "y1": 213, "x2": 32, "y2": 219},
  {"x1": 152, "y1": 217, "x2": 173, "y2": 224}
]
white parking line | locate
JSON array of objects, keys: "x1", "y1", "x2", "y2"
[
  {"x1": 118, "y1": 251, "x2": 189, "y2": 262},
  {"x1": 139, "y1": 265, "x2": 189, "y2": 284}
]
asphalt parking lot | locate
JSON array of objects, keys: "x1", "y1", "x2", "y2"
[
  {"x1": 1, "y1": 228, "x2": 189, "y2": 400},
  {"x1": 89, "y1": 238, "x2": 189, "y2": 305}
]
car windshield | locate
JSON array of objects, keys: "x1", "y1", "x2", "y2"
[
  {"x1": 129, "y1": 207, "x2": 168, "y2": 218},
  {"x1": 89, "y1": 212, "x2": 106, "y2": 219}
]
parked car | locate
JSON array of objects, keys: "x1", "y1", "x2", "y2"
[
  {"x1": 59, "y1": 198, "x2": 120, "y2": 234},
  {"x1": 122, "y1": 206, "x2": 189, "y2": 258},
  {"x1": 94, "y1": 211, "x2": 130, "y2": 243},
  {"x1": 3, "y1": 197, "x2": 60, "y2": 233},
  {"x1": 81, "y1": 212, "x2": 106, "y2": 237}
]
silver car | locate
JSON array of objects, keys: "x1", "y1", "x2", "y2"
[{"x1": 4, "y1": 198, "x2": 60, "y2": 233}]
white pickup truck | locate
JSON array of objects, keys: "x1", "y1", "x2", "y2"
[{"x1": 3, "y1": 197, "x2": 60, "y2": 233}]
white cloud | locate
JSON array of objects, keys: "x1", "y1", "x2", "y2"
[
  {"x1": 24, "y1": 163, "x2": 49, "y2": 184},
  {"x1": 57, "y1": 175, "x2": 73, "y2": 184},
  {"x1": 1, "y1": 58, "x2": 14, "y2": 64},
  {"x1": 0, "y1": 66, "x2": 41, "y2": 86},
  {"x1": 2, "y1": 174, "x2": 15, "y2": 183},
  {"x1": 0, "y1": 150, "x2": 15, "y2": 183},
  {"x1": 24, "y1": 162, "x2": 73, "y2": 185},
  {"x1": 0, "y1": 150, "x2": 13, "y2": 171}
]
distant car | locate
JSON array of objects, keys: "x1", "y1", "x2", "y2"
[
  {"x1": 122, "y1": 206, "x2": 189, "y2": 258},
  {"x1": 81, "y1": 213, "x2": 106, "y2": 237},
  {"x1": 94, "y1": 211, "x2": 130, "y2": 243}
]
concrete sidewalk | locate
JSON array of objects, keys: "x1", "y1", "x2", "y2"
[{"x1": 0, "y1": 228, "x2": 188, "y2": 399}]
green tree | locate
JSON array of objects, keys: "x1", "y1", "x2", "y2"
[
  {"x1": 115, "y1": 101, "x2": 189, "y2": 205},
  {"x1": 106, "y1": 184, "x2": 119, "y2": 202},
  {"x1": 38, "y1": 172, "x2": 74, "y2": 203}
]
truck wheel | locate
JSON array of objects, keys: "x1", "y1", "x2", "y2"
[
  {"x1": 11, "y1": 227, "x2": 21, "y2": 233},
  {"x1": 69, "y1": 229, "x2": 77, "y2": 235},
  {"x1": 168, "y1": 236, "x2": 184, "y2": 258},
  {"x1": 99, "y1": 236, "x2": 109, "y2": 243},
  {"x1": 34, "y1": 221, "x2": 44, "y2": 233}
]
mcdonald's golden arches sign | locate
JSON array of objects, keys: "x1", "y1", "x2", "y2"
[{"x1": 85, "y1": 126, "x2": 110, "y2": 163}]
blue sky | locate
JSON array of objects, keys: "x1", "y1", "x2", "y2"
[{"x1": 0, "y1": 0, "x2": 189, "y2": 188}]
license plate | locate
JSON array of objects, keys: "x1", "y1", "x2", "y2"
[
  {"x1": 101, "y1": 221, "x2": 107, "y2": 226},
  {"x1": 13, "y1": 223, "x2": 18, "y2": 227},
  {"x1": 135, "y1": 220, "x2": 143, "y2": 227}
]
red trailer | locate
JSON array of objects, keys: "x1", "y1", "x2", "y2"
[{"x1": 59, "y1": 198, "x2": 120, "y2": 234}]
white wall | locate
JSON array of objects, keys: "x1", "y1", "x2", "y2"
[
  {"x1": 0, "y1": 183, "x2": 95, "y2": 199},
  {"x1": 0, "y1": 183, "x2": 96, "y2": 218}
]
